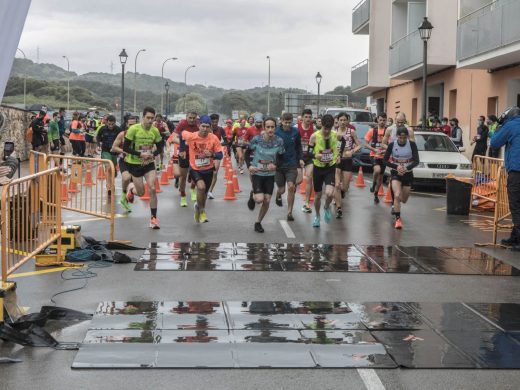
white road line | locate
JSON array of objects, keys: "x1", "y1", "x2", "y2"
[
  {"x1": 357, "y1": 369, "x2": 386, "y2": 390},
  {"x1": 279, "y1": 220, "x2": 296, "y2": 238}
]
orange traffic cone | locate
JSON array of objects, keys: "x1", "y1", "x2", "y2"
[
  {"x1": 140, "y1": 183, "x2": 151, "y2": 200},
  {"x1": 223, "y1": 178, "x2": 237, "y2": 200},
  {"x1": 97, "y1": 164, "x2": 106, "y2": 181},
  {"x1": 300, "y1": 176, "x2": 307, "y2": 194},
  {"x1": 378, "y1": 183, "x2": 385, "y2": 197},
  {"x1": 225, "y1": 165, "x2": 232, "y2": 181},
  {"x1": 155, "y1": 177, "x2": 162, "y2": 193},
  {"x1": 160, "y1": 170, "x2": 170, "y2": 185},
  {"x1": 355, "y1": 167, "x2": 366, "y2": 188},
  {"x1": 68, "y1": 181, "x2": 80, "y2": 193},
  {"x1": 61, "y1": 182, "x2": 69, "y2": 202},
  {"x1": 167, "y1": 161, "x2": 174, "y2": 179},
  {"x1": 232, "y1": 169, "x2": 242, "y2": 193},
  {"x1": 384, "y1": 183, "x2": 393, "y2": 204},
  {"x1": 84, "y1": 164, "x2": 94, "y2": 186}
]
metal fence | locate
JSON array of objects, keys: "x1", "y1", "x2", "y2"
[
  {"x1": 458, "y1": 0, "x2": 520, "y2": 61},
  {"x1": 351, "y1": 59, "x2": 369, "y2": 91},
  {"x1": 389, "y1": 29, "x2": 422, "y2": 76},
  {"x1": 352, "y1": 0, "x2": 370, "y2": 33}
]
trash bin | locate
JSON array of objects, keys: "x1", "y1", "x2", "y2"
[{"x1": 446, "y1": 177, "x2": 473, "y2": 215}]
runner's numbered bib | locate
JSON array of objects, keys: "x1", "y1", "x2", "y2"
[
  {"x1": 302, "y1": 142, "x2": 309, "y2": 153},
  {"x1": 258, "y1": 159, "x2": 273, "y2": 171},
  {"x1": 195, "y1": 155, "x2": 210, "y2": 167},
  {"x1": 320, "y1": 149, "x2": 333, "y2": 163}
]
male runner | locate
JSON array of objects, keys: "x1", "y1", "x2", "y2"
[
  {"x1": 233, "y1": 119, "x2": 249, "y2": 173},
  {"x1": 383, "y1": 127, "x2": 419, "y2": 229},
  {"x1": 176, "y1": 111, "x2": 199, "y2": 206},
  {"x1": 299, "y1": 109, "x2": 315, "y2": 213},
  {"x1": 180, "y1": 115, "x2": 223, "y2": 223},
  {"x1": 364, "y1": 113, "x2": 387, "y2": 204},
  {"x1": 207, "y1": 113, "x2": 225, "y2": 199},
  {"x1": 382, "y1": 112, "x2": 415, "y2": 146},
  {"x1": 335, "y1": 112, "x2": 362, "y2": 218},
  {"x1": 97, "y1": 114, "x2": 122, "y2": 175},
  {"x1": 123, "y1": 107, "x2": 164, "y2": 229},
  {"x1": 307, "y1": 114, "x2": 337, "y2": 228},
  {"x1": 223, "y1": 118, "x2": 234, "y2": 158},
  {"x1": 248, "y1": 117, "x2": 285, "y2": 232},
  {"x1": 275, "y1": 113, "x2": 304, "y2": 221},
  {"x1": 153, "y1": 114, "x2": 169, "y2": 170},
  {"x1": 244, "y1": 114, "x2": 264, "y2": 210}
]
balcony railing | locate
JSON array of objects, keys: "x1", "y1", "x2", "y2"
[
  {"x1": 458, "y1": 0, "x2": 520, "y2": 61},
  {"x1": 352, "y1": 0, "x2": 370, "y2": 33},
  {"x1": 351, "y1": 59, "x2": 369, "y2": 90},
  {"x1": 389, "y1": 29, "x2": 422, "y2": 76}
]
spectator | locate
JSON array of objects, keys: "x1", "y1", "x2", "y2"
[
  {"x1": 449, "y1": 118, "x2": 463, "y2": 148},
  {"x1": 471, "y1": 115, "x2": 489, "y2": 160},
  {"x1": 441, "y1": 117, "x2": 451, "y2": 136},
  {"x1": 48, "y1": 112, "x2": 60, "y2": 153},
  {"x1": 490, "y1": 106, "x2": 520, "y2": 251},
  {"x1": 69, "y1": 112, "x2": 86, "y2": 157},
  {"x1": 487, "y1": 114, "x2": 500, "y2": 158},
  {"x1": 386, "y1": 117, "x2": 394, "y2": 127},
  {"x1": 432, "y1": 118, "x2": 442, "y2": 132},
  {"x1": 30, "y1": 109, "x2": 48, "y2": 153}
]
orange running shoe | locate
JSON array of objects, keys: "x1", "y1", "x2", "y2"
[
  {"x1": 394, "y1": 218, "x2": 402, "y2": 230},
  {"x1": 126, "y1": 190, "x2": 134, "y2": 204},
  {"x1": 150, "y1": 217, "x2": 160, "y2": 229}
]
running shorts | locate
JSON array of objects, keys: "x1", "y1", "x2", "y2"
[
  {"x1": 275, "y1": 167, "x2": 298, "y2": 187},
  {"x1": 371, "y1": 157, "x2": 385, "y2": 171},
  {"x1": 313, "y1": 165, "x2": 336, "y2": 193},
  {"x1": 390, "y1": 171, "x2": 414, "y2": 187},
  {"x1": 127, "y1": 162, "x2": 155, "y2": 178},
  {"x1": 118, "y1": 157, "x2": 128, "y2": 173},
  {"x1": 189, "y1": 168, "x2": 214, "y2": 192},
  {"x1": 252, "y1": 175, "x2": 275, "y2": 195},
  {"x1": 338, "y1": 158, "x2": 356, "y2": 173}
]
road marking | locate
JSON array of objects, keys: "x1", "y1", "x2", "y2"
[
  {"x1": 357, "y1": 369, "x2": 386, "y2": 390},
  {"x1": 325, "y1": 279, "x2": 341, "y2": 282},
  {"x1": 10, "y1": 267, "x2": 76, "y2": 279},
  {"x1": 279, "y1": 220, "x2": 296, "y2": 238}
]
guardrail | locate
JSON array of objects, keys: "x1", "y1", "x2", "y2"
[
  {"x1": 352, "y1": 0, "x2": 370, "y2": 33},
  {"x1": 389, "y1": 29, "x2": 422, "y2": 76},
  {"x1": 351, "y1": 59, "x2": 369, "y2": 91}
]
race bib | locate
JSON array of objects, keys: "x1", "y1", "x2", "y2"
[
  {"x1": 237, "y1": 138, "x2": 245, "y2": 147},
  {"x1": 321, "y1": 149, "x2": 333, "y2": 163},
  {"x1": 258, "y1": 159, "x2": 273, "y2": 171},
  {"x1": 302, "y1": 143, "x2": 309, "y2": 152},
  {"x1": 195, "y1": 155, "x2": 210, "y2": 167},
  {"x1": 139, "y1": 145, "x2": 152, "y2": 152}
]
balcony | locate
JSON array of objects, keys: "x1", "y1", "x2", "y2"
[
  {"x1": 351, "y1": 60, "x2": 368, "y2": 91},
  {"x1": 352, "y1": 0, "x2": 370, "y2": 34},
  {"x1": 457, "y1": 0, "x2": 520, "y2": 69},
  {"x1": 389, "y1": 30, "x2": 423, "y2": 77}
]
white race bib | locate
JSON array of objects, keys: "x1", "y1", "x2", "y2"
[
  {"x1": 195, "y1": 157, "x2": 210, "y2": 167},
  {"x1": 321, "y1": 149, "x2": 333, "y2": 163}
]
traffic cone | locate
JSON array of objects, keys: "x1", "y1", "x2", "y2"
[
  {"x1": 378, "y1": 184, "x2": 385, "y2": 197},
  {"x1": 61, "y1": 182, "x2": 69, "y2": 202},
  {"x1": 355, "y1": 167, "x2": 366, "y2": 188},
  {"x1": 384, "y1": 184, "x2": 393, "y2": 204},
  {"x1": 97, "y1": 164, "x2": 106, "y2": 181},
  {"x1": 300, "y1": 176, "x2": 307, "y2": 194},
  {"x1": 68, "y1": 181, "x2": 80, "y2": 193},
  {"x1": 223, "y1": 178, "x2": 237, "y2": 200},
  {"x1": 160, "y1": 170, "x2": 170, "y2": 185},
  {"x1": 232, "y1": 169, "x2": 242, "y2": 193},
  {"x1": 84, "y1": 164, "x2": 94, "y2": 186},
  {"x1": 167, "y1": 161, "x2": 174, "y2": 179},
  {"x1": 155, "y1": 177, "x2": 162, "y2": 193},
  {"x1": 140, "y1": 183, "x2": 151, "y2": 200}
]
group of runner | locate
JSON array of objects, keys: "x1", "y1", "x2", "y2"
[{"x1": 101, "y1": 106, "x2": 419, "y2": 232}]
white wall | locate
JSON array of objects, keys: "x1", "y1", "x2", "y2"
[
  {"x1": 369, "y1": 0, "x2": 392, "y2": 87},
  {"x1": 428, "y1": 0, "x2": 458, "y2": 66},
  {"x1": 507, "y1": 79, "x2": 520, "y2": 106}
]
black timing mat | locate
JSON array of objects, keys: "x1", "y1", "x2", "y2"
[
  {"x1": 133, "y1": 243, "x2": 520, "y2": 276},
  {"x1": 73, "y1": 301, "x2": 520, "y2": 368}
]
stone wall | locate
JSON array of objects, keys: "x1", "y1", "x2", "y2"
[{"x1": 0, "y1": 104, "x2": 32, "y2": 161}]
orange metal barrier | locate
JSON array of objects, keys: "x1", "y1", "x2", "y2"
[
  {"x1": 45, "y1": 154, "x2": 120, "y2": 243},
  {"x1": 471, "y1": 155, "x2": 504, "y2": 211},
  {"x1": 492, "y1": 167, "x2": 512, "y2": 245},
  {"x1": 1, "y1": 168, "x2": 62, "y2": 286},
  {"x1": 28, "y1": 150, "x2": 48, "y2": 175}
]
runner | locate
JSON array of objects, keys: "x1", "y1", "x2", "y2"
[
  {"x1": 364, "y1": 113, "x2": 387, "y2": 204},
  {"x1": 123, "y1": 107, "x2": 164, "y2": 229},
  {"x1": 275, "y1": 113, "x2": 304, "y2": 221},
  {"x1": 307, "y1": 114, "x2": 337, "y2": 228},
  {"x1": 382, "y1": 112, "x2": 415, "y2": 145},
  {"x1": 315, "y1": 117, "x2": 323, "y2": 131},
  {"x1": 335, "y1": 112, "x2": 362, "y2": 218},
  {"x1": 96, "y1": 114, "x2": 122, "y2": 177},
  {"x1": 68, "y1": 112, "x2": 86, "y2": 157},
  {"x1": 153, "y1": 114, "x2": 169, "y2": 170},
  {"x1": 247, "y1": 117, "x2": 285, "y2": 232},
  {"x1": 85, "y1": 112, "x2": 98, "y2": 157},
  {"x1": 176, "y1": 111, "x2": 199, "y2": 206},
  {"x1": 299, "y1": 109, "x2": 315, "y2": 213},
  {"x1": 111, "y1": 114, "x2": 137, "y2": 212},
  {"x1": 244, "y1": 114, "x2": 264, "y2": 210},
  {"x1": 179, "y1": 115, "x2": 223, "y2": 223},
  {"x1": 233, "y1": 119, "x2": 249, "y2": 174},
  {"x1": 383, "y1": 127, "x2": 420, "y2": 229},
  {"x1": 207, "y1": 113, "x2": 225, "y2": 199},
  {"x1": 223, "y1": 118, "x2": 234, "y2": 158}
]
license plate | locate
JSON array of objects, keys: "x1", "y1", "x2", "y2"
[{"x1": 432, "y1": 173, "x2": 448, "y2": 178}]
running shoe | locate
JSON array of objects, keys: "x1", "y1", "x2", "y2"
[
  {"x1": 287, "y1": 213, "x2": 294, "y2": 222},
  {"x1": 275, "y1": 195, "x2": 283, "y2": 207},
  {"x1": 247, "y1": 196, "x2": 255, "y2": 211},
  {"x1": 370, "y1": 184, "x2": 374, "y2": 193},
  {"x1": 180, "y1": 196, "x2": 188, "y2": 207},
  {"x1": 119, "y1": 193, "x2": 132, "y2": 213},
  {"x1": 191, "y1": 188, "x2": 197, "y2": 201},
  {"x1": 199, "y1": 211, "x2": 209, "y2": 223},
  {"x1": 208, "y1": 191, "x2": 215, "y2": 200},
  {"x1": 254, "y1": 222, "x2": 264, "y2": 233},
  {"x1": 336, "y1": 208, "x2": 343, "y2": 219},
  {"x1": 394, "y1": 218, "x2": 402, "y2": 230},
  {"x1": 194, "y1": 204, "x2": 200, "y2": 223},
  {"x1": 312, "y1": 217, "x2": 321, "y2": 228},
  {"x1": 150, "y1": 217, "x2": 160, "y2": 229},
  {"x1": 324, "y1": 207, "x2": 332, "y2": 224},
  {"x1": 302, "y1": 204, "x2": 312, "y2": 213},
  {"x1": 126, "y1": 190, "x2": 134, "y2": 204},
  {"x1": 374, "y1": 196, "x2": 380, "y2": 204}
]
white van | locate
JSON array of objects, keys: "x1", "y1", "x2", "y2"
[{"x1": 323, "y1": 107, "x2": 374, "y2": 123}]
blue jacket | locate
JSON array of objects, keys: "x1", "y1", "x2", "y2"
[
  {"x1": 275, "y1": 126, "x2": 303, "y2": 168},
  {"x1": 490, "y1": 115, "x2": 520, "y2": 172}
]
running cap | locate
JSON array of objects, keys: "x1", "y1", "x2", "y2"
[{"x1": 199, "y1": 115, "x2": 211, "y2": 125}]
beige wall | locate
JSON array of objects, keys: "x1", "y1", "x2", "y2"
[{"x1": 0, "y1": 104, "x2": 32, "y2": 161}]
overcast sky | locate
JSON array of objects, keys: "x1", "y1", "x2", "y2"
[{"x1": 17, "y1": 0, "x2": 368, "y2": 92}]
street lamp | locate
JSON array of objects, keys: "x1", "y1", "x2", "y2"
[
  {"x1": 184, "y1": 65, "x2": 196, "y2": 113},
  {"x1": 62, "y1": 55, "x2": 70, "y2": 111},
  {"x1": 133, "y1": 48, "x2": 146, "y2": 113},
  {"x1": 266, "y1": 56, "x2": 271, "y2": 116},
  {"x1": 161, "y1": 57, "x2": 178, "y2": 114},
  {"x1": 119, "y1": 49, "x2": 128, "y2": 125},
  {"x1": 164, "y1": 82, "x2": 170, "y2": 116},
  {"x1": 17, "y1": 48, "x2": 27, "y2": 109},
  {"x1": 419, "y1": 17, "x2": 433, "y2": 130},
  {"x1": 315, "y1": 72, "x2": 322, "y2": 117}
]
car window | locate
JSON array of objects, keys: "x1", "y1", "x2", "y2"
[
  {"x1": 347, "y1": 111, "x2": 372, "y2": 123},
  {"x1": 416, "y1": 134, "x2": 459, "y2": 152}
]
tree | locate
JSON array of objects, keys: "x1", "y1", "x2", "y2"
[
  {"x1": 213, "y1": 91, "x2": 253, "y2": 116},
  {"x1": 175, "y1": 93, "x2": 206, "y2": 114}
]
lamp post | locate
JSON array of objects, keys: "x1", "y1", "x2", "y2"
[
  {"x1": 315, "y1": 72, "x2": 322, "y2": 117},
  {"x1": 119, "y1": 49, "x2": 128, "y2": 125},
  {"x1": 62, "y1": 55, "x2": 70, "y2": 111},
  {"x1": 266, "y1": 56, "x2": 271, "y2": 115},
  {"x1": 133, "y1": 48, "x2": 146, "y2": 113},
  {"x1": 184, "y1": 65, "x2": 196, "y2": 113},
  {"x1": 419, "y1": 17, "x2": 433, "y2": 130},
  {"x1": 17, "y1": 48, "x2": 26, "y2": 109},
  {"x1": 161, "y1": 57, "x2": 178, "y2": 115},
  {"x1": 164, "y1": 82, "x2": 170, "y2": 116}
]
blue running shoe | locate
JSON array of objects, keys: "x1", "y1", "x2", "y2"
[
  {"x1": 324, "y1": 207, "x2": 332, "y2": 224},
  {"x1": 312, "y1": 217, "x2": 321, "y2": 228}
]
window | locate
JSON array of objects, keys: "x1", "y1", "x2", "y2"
[{"x1": 415, "y1": 134, "x2": 459, "y2": 152}]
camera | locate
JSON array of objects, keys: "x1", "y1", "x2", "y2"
[{"x1": 3, "y1": 141, "x2": 14, "y2": 160}]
